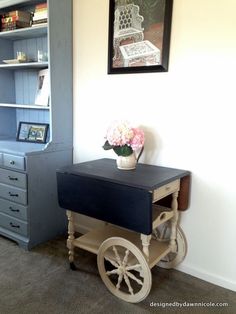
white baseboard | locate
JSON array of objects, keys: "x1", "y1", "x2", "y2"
[{"x1": 177, "y1": 263, "x2": 236, "y2": 292}]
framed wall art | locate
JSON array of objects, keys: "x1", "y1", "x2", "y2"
[
  {"x1": 108, "y1": 0, "x2": 173, "y2": 74},
  {"x1": 16, "y1": 122, "x2": 49, "y2": 144}
]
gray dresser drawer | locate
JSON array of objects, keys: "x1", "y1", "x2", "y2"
[
  {"x1": 0, "y1": 183, "x2": 27, "y2": 205},
  {"x1": 0, "y1": 212, "x2": 28, "y2": 237},
  {"x1": 3, "y1": 154, "x2": 25, "y2": 171},
  {"x1": 0, "y1": 168, "x2": 27, "y2": 189},
  {"x1": 0, "y1": 198, "x2": 27, "y2": 220}
]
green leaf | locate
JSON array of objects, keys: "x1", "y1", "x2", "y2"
[
  {"x1": 113, "y1": 145, "x2": 133, "y2": 156},
  {"x1": 103, "y1": 140, "x2": 113, "y2": 150}
]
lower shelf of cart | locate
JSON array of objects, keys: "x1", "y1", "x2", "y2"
[{"x1": 73, "y1": 224, "x2": 170, "y2": 269}]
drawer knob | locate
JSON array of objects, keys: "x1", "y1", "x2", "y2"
[
  {"x1": 10, "y1": 222, "x2": 20, "y2": 229},
  {"x1": 9, "y1": 160, "x2": 15, "y2": 165},
  {"x1": 9, "y1": 206, "x2": 20, "y2": 213},
  {"x1": 8, "y1": 176, "x2": 18, "y2": 181},
  {"x1": 8, "y1": 192, "x2": 19, "y2": 197}
]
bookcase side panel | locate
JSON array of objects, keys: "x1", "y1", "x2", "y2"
[
  {"x1": 26, "y1": 149, "x2": 72, "y2": 247},
  {"x1": 48, "y1": 0, "x2": 73, "y2": 147}
]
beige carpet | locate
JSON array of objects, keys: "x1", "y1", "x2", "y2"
[{"x1": 0, "y1": 235, "x2": 235, "y2": 314}]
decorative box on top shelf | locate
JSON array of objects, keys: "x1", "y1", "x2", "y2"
[{"x1": 0, "y1": 9, "x2": 33, "y2": 32}]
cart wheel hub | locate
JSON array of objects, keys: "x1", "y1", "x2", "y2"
[{"x1": 118, "y1": 266, "x2": 126, "y2": 274}]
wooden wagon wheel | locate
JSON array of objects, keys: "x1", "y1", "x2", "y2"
[
  {"x1": 97, "y1": 237, "x2": 152, "y2": 303},
  {"x1": 153, "y1": 222, "x2": 187, "y2": 269}
]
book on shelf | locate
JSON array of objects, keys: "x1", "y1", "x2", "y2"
[
  {"x1": 2, "y1": 10, "x2": 32, "y2": 19},
  {"x1": 34, "y1": 8, "x2": 47, "y2": 14},
  {"x1": 34, "y1": 11, "x2": 47, "y2": 17},
  {"x1": 35, "y1": 69, "x2": 49, "y2": 107},
  {"x1": 1, "y1": 15, "x2": 32, "y2": 23},
  {"x1": 35, "y1": 3, "x2": 47, "y2": 10},
  {"x1": 32, "y1": 19, "x2": 47, "y2": 26},
  {"x1": 0, "y1": 9, "x2": 32, "y2": 31},
  {"x1": 33, "y1": 6, "x2": 48, "y2": 24},
  {"x1": 32, "y1": 8, "x2": 47, "y2": 25},
  {"x1": 1, "y1": 21, "x2": 31, "y2": 31},
  {"x1": 33, "y1": 12, "x2": 47, "y2": 21}
]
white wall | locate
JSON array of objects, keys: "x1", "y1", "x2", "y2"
[{"x1": 73, "y1": 0, "x2": 236, "y2": 291}]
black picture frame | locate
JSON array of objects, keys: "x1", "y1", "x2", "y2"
[
  {"x1": 108, "y1": 0, "x2": 173, "y2": 74},
  {"x1": 16, "y1": 122, "x2": 49, "y2": 144}
]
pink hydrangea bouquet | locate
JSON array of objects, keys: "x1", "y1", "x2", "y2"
[{"x1": 103, "y1": 121, "x2": 145, "y2": 157}]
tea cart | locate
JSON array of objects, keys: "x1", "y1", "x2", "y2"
[{"x1": 57, "y1": 159, "x2": 190, "y2": 303}]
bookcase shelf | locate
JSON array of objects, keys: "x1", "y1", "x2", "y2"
[
  {"x1": 0, "y1": 0, "x2": 73, "y2": 250},
  {"x1": 0, "y1": 62, "x2": 48, "y2": 69},
  {"x1": 0, "y1": 103, "x2": 49, "y2": 109},
  {"x1": 0, "y1": 24, "x2": 47, "y2": 40}
]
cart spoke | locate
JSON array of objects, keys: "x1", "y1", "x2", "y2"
[
  {"x1": 112, "y1": 245, "x2": 122, "y2": 265},
  {"x1": 126, "y1": 271, "x2": 143, "y2": 286},
  {"x1": 124, "y1": 274, "x2": 134, "y2": 295},
  {"x1": 106, "y1": 269, "x2": 119, "y2": 276},
  {"x1": 116, "y1": 273, "x2": 123, "y2": 289},
  {"x1": 122, "y1": 249, "x2": 130, "y2": 267},
  {"x1": 105, "y1": 256, "x2": 119, "y2": 268},
  {"x1": 126, "y1": 264, "x2": 141, "y2": 271}
]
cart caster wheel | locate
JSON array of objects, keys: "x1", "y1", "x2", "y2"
[
  {"x1": 97, "y1": 237, "x2": 152, "y2": 303},
  {"x1": 153, "y1": 224, "x2": 187, "y2": 269},
  {"x1": 70, "y1": 262, "x2": 77, "y2": 270}
]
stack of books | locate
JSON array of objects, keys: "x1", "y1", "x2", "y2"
[
  {"x1": 32, "y1": 3, "x2": 47, "y2": 26},
  {"x1": 0, "y1": 10, "x2": 32, "y2": 31}
]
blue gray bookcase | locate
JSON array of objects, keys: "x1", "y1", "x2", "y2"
[{"x1": 0, "y1": 0, "x2": 73, "y2": 249}]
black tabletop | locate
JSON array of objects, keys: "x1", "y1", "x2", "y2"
[{"x1": 58, "y1": 158, "x2": 190, "y2": 191}]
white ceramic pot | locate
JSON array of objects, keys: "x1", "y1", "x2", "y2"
[{"x1": 116, "y1": 153, "x2": 137, "y2": 170}]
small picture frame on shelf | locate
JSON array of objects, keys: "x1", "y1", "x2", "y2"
[
  {"x1": 16, "y1": 122, "x2": 49, "y2": 143},
  {"x1": 35, "y1": 68, "x2": 49, "y2": 106}
]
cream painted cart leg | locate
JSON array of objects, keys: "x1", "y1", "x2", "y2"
[
  {"x1": 66, "y1": 210, "x2": 76, "y2": 270},
  {"x1": 153, "y1": 191, "x2": 187, "y2": 269},
  {"x1": 140, "y1": 234, "x2": 152, "y2": 261},
  {"x1": 170, "y1": 191, "x2": 179, "y2": 251}
]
